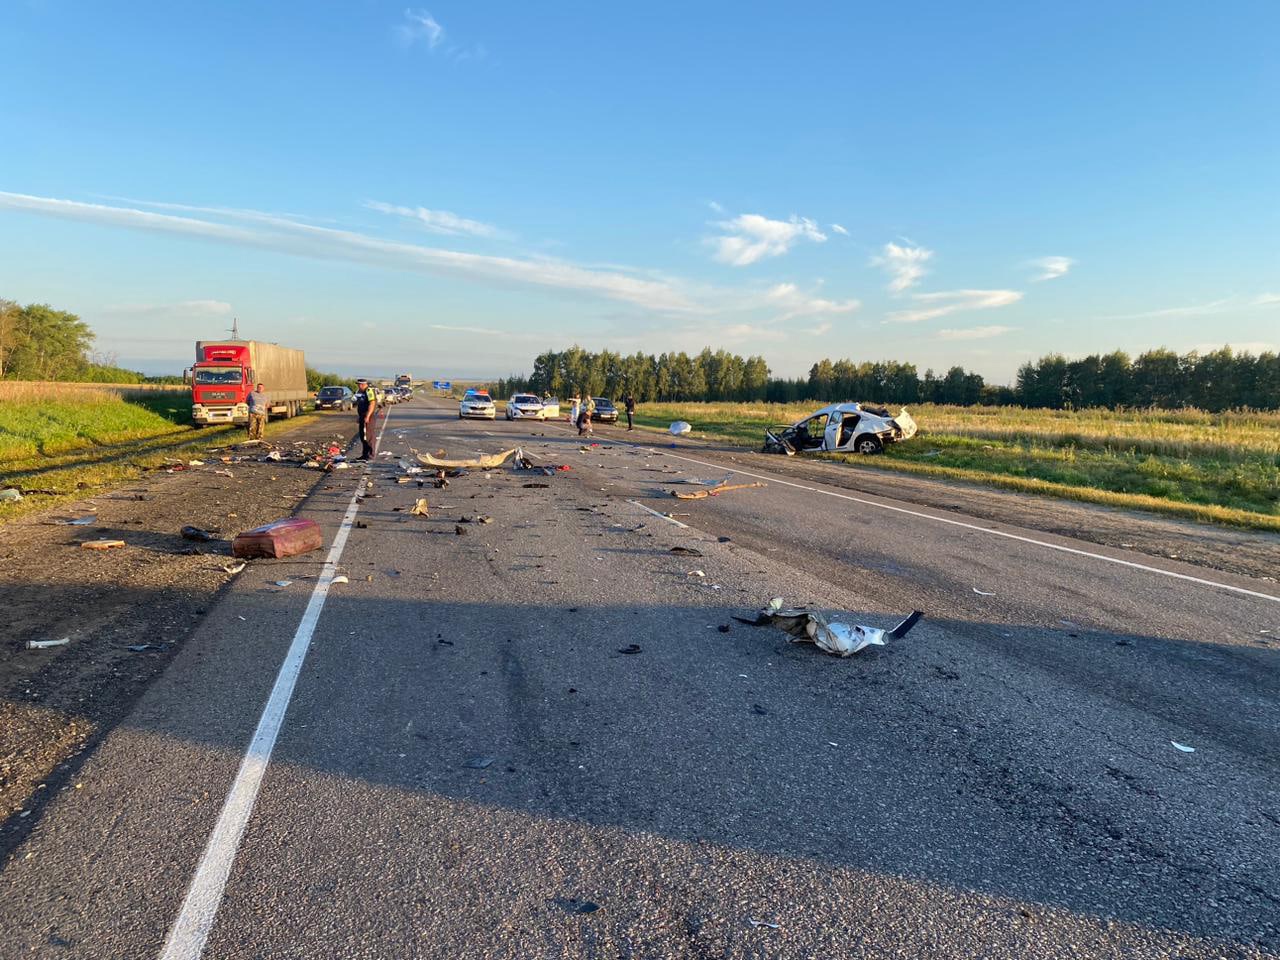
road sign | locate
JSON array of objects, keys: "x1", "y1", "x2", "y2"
[{"x1": 432, "y1": 380, "x2": 451, "y2": 391}]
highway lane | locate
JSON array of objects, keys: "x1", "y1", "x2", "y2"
[{"x1": 1, "y1": 398, "x2": 1277, "y2": 959}]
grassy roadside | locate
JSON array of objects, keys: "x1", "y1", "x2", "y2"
[
  {"x1": 0, "y1": 384, "x2": 332, "y2": 523},
  {"x1": 632, "y1": 402, "x2": 1280, "y2": 533}
]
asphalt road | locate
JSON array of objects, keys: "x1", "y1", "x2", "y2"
[{"x1": 2, "y1": 398, "x2": 1278, "y2": 959}]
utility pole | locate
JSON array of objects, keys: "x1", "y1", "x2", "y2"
[{"x1": 230, "y1": 317, "x2": 241, "y2": 339}]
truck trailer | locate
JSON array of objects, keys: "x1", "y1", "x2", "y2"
[{"x1": 190, "y1": 340, "x2": 309, "y2": 426}]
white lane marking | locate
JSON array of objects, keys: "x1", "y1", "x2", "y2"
[
  {"x1": 158, "y1": 414, "x2": 391, "y2": 960},
  {"x1": 618, "y1": 437, "x2": 1280, "y2": 605},
  {"x1": 627, "y1": 499, "x2": 689, "y2": 529}
]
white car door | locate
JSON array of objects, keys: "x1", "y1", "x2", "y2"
[{"x1": 823, "y1": 411, "x2": 843, "y2": 451}]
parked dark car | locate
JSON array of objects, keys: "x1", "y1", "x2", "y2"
[
  {"x1": 592, "y1": 397, "x2": 619, "y2": 423},
  {"x1": 316, "y1": 385, "x2": 354, "y2": 410}
]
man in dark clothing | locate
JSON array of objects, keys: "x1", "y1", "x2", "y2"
[
  {"x1": 355, "y1": 378, "x2": 378, "y2": 460},
  {"x1": 624, "y1": 394, "x2": 636, "y2": 431}
]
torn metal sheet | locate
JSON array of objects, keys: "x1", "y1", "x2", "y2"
[
  {"x1": 736, "y1": 599, "x2": 924, "y2": 657},
  {"x1": 416, "y1": 448, "x2": 520, "y2": 470},
  {"x1": 762, "y1": 402, "x2": 917, "y2": 456},
  {"x1": 671, "y1": 481, "x2": 766, "y2": 500}
]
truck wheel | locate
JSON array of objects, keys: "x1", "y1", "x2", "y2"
[{"x1": 854, "y1": 434, "x2": 883, "y2": 455}]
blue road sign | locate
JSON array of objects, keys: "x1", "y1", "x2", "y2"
[{"x1": 432, "y1": 380, "x2": 451, "y2": 390}]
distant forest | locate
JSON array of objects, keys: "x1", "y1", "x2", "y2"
[{"x1": 494, "y1": 345, "x2": 1280, "y2": 412}]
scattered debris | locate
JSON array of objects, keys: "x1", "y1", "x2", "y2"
[
  {"x1": 523, "y1": 482, "x2": 550, "y2": 489},
  {"x1": 454, "y1": 525, "x2": 467, "y2": 535},
  {"x1": 464, "y1": 756, "x2": 495, "y2": 769},
  {"x1": 972, "y1": 588, "x2": 996, "y2": 597},
  {"x1": 671, "y1": 481, "x2": 766, "y2": 501},
  {"x1": 669, "y1": 546, "x2": 703, "y2": 556},
  {"x1": 126, "y1": 644, "x2": 154, "y2": 653},
  {"x1": 409, "y1": 498, "x2": 430, "y2": 517},
  {"x1": 717, "y1": 624, "x2": 731, "y2": 633},
  {"x1": 81, "y1": 539, "x2": 125, "y2": 550},
  {"x1": 331, "y1": 575, "x2": 350, "y2": 585},
  {"x1": 264, "y1": 450, "x2": 282, "y2": 461},
  {"x1": 1171, "y1": 741, "x2": 1196, "y2": 753},
  {"x1": 181, "y1": 525, "x2": 218, "y2": 542},
  {"x1": 748, "y1": 918, "x2": 780, "y2": 930},
  {"x1": 750, "y1": 704, "x2": 769, "y2": 715},
  {"x1": 26, "y1": 638, "x2": 70, "y2": 649},
  {"x1": 0, "y1": 488, "x2": 23, "y2": 502},
  {"x1": 618, "y1": 644, "x2": 642, "y2": 655},
  {"x1": 669, "y1": 421, "x2": 692, "y2": 436},
  {"x1": 222, "y1": 561, "x2": 247, "y2": 575},
  {"x1": 688, "y1": 570, "x2": 706, "y2": 578},
  {"x1": 232, "y1": 517, "x2": 323, "y2": 559},
  {"x1": 735, "y1": 598, "x2": 924, "y2": 657},
  {"x1": 273, "y1": 580, "x2": 293, "y2": 588},
  {"x1": 61, "y1": 515, "x2": 98, "y2": 525}
]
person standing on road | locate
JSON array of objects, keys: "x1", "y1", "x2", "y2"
[
  {"x1": 578, "y1": 395, "x2": 595, "y2": 436},
  {"x1": 355, "y1": 377, "x2": 378, "y2": 460},
  {"x1": 246, "y1": 382, "x2": 269, "y2": 441},
  {"x1": 624, "y1": 393, "x2": 636, "y2": 431}
]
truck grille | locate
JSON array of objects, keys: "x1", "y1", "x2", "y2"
[{"x1": 204, "y1": 391, "x2": 235, "y2": 401}]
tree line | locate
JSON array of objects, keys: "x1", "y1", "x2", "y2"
[{"x1": 493, "y1": 345, "x2": 1280, "y2": 411}]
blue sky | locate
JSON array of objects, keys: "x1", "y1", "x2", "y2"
[{"x1": 1, "y1": 1, "x2": 1277, "y2": 382}]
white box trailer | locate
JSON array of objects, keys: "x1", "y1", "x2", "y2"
[{"x1": 191, "y1": 340, "x2": 310, "y2": 424}]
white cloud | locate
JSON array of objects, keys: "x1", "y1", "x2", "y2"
[
  {"x1": 1096, "y1": 294, "x2": 1280, "y2": 322},
  {"x1": 887, "y1": 289, "x2": 1022, "y2": 324},
  {"x1": 710, "y1": 213, "x2": 827, "y2": 267},
  {"x1": 399, "y1": 9, "x2": 444, "y2": 48},
  {"x1": 871, "y1": 241, "x2": 933, "y2": 292},
  {"x1": 764, "y1": 282, "x2": 859, "y2": 322},
  {"x1": 0, "y1": 191, "x2": 697, "y2": 314},
  {"x1": 366, "y1": 201, "x2": 505, "y2": 239},
  {"x1": 830, "y1": 223, "x2": 849, "y2": 236},
  {"x1": 719, "y1": 323, "x2": 788, "y2": 342},
  {"x1": 707, "y1": 200, "x2": 725, "y2": 214},
  {"x1": 1030, "y1": 256, "x2": 1074, "y2": 282},
  {"x1": 102, "y1": 299, "x2": 232, "y2": 318},
  {"x1": 937, "y1": 325, "x2": 1017, "y2": 341}
]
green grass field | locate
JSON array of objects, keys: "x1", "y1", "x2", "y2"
[{"x1": 633, "y1": 402, "x2": 1280, "y2": 531}]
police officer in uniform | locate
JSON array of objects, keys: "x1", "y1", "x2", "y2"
[{"x1": 355, "y1": 377, "x2": 378, "y2": 460}]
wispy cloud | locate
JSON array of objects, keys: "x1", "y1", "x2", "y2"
[
  {"x1": 366, "y1": 201, "x2": 505, "y2": 240},
  {"x1": 719, "y1": 323, "x2": 788, "y2": 343},
  {"x1": 399, "y1": 9, "x2": 444, "y2": 48},
  {"x1": 1095, "y1": 294, "x2": 1279, "y2": 322},
  {"x1": 887, "y1": 289, "x2": 1022, "y2": 324},
  {"x1": 102, "y1": 299, "x2": 232, "y2": 318},
  {"x1": 937, "y1": 325, "x2": 1016, "y2": 341},
  {"x1": 830, "y1": 223, "x2": 849, "y2": 236},
  {"x1": 872, "y1": 241, "x2": 933, "y2": 292},
  {"x1": 1030, "y1": 255, "x2": 1074, "y2": 282},
  {"x1": 764, "y1": 282, "x2": 859, "y2": 322},
  {"x1": 710, "y1": 213, "x2": 826, "y2": 267},
  {"x1": 0, "y1": 191, "x2": 696, "y2": 313}
]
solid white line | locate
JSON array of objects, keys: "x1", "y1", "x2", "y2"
[
  {"x1": 627, "y1": 498, "x2": 690, "y2": 529},
  {"x1": 158, "y1": 413, "x2": 391, "y2": 960},
  {"x1": 629, "y1": 439, "x2": 1280, "y2": 605}
]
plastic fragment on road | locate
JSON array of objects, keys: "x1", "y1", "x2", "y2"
[
  {"x1": 1, "y1": 488, "x2": 23, "y2": 502},
  {"x1": 464, "y1": 756, "x2": 495, "y2": 769},
  {"x1": 81, "y1": 539, "x2": 126, "y2": 550},
  {"x1": 27, "y1": 638, "x2": 70, "y2": 649},
  {"x1": 331, "y1": 575, "x2": 350, "y2": 585},
  {"x1": 689, "y1": 569, "x2": 706, "y2": 577},
  {"x1": 127, "y1": 644, "x2": 153, "y2": 652},
  {"x1": 188, "y1": 460, "x2": 205, "y2": 466},
  {"x1": 735, "y1": 599, "x2": 924, "y2": 658},
  {"x1": 669, "y1": 546, "x2": 703, "y2": 556},
  {"x1": 263, "y1": 450, "x2": 282, "y2": 461},
  {"x1": 671, "y1": 481, "x2": 766, "y2": 501},
  {"x1": 1171, "y1": 741, "x2": 1196, "y2": 753},
  {"x1": 222, "y1": 561, "x2": 247, "y2": 575},
  {"x1": 409, "y1": 498, "x2": 430, "y2": 517},
  {"x1": 669, "y1": 476, "x2": 732, "y2": 486},
  {"x1": 972, "y1": 588, "x2": 996, "y2": 596},
  {"x1": 416, "y1": 448, "x2": 519, "y2": 470},
  {"x1": 618, "y1": 644, "x2": 642, "y2": 655},
  {"x1": 273, "y1": 580, "x2": 293, "y2": 587},
  {"x1": 181, "y1": 526, "x2": 218, "y2": 542},
  {"x1": 232, "y1": 517, "x2": 323, "y2": 559},
  {"x1": 61, "y1": 515, "x2": 97, "y2": 525},
  {"x1": 669, "y1": 421, "x2": 692, "y2": 436},
  {"x1": 523, "y1": 482, "x2": 550, "y2": 489},
  {"x1": 332, "y1": 462, "x2": 351, "y2": 470},
  {"x1": 748, "y1": 918, "x2": 780, "y2": 930}
]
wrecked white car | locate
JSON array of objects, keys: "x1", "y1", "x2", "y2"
[{"x1": 762, "y1": 403, "x2": 917, "y2": 456}]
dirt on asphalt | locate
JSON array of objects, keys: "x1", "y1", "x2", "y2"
[{"x1": 0, "y1": 412, "x2": 368, "y2": 863}]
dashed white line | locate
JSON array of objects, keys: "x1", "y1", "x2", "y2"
[
  {"x1": 158, "y1": 414, "x2": 391, "y2": 960},
  {"x1": 628, "y1": 499, "x2": 689, "y2": 528}
]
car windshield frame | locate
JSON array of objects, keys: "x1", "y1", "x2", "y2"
[{"x1": 193, "y1": 367, "x2": 243, "y2": 385}]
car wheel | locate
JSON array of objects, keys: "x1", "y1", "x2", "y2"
[{"x1": 854, "y1": 434, "x2": 883, "y2": 455}]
